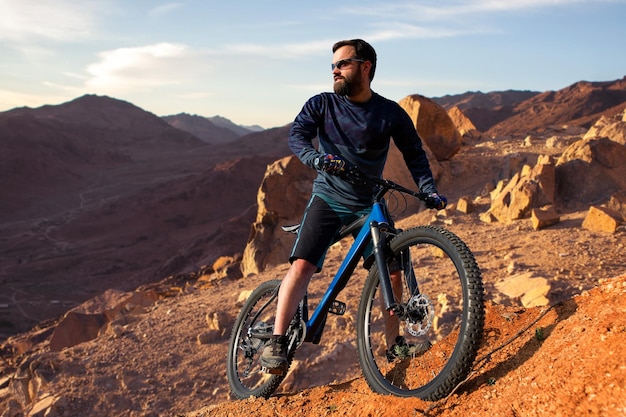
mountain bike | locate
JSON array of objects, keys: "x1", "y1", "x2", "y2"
[{"x1": 226, "y1": 166, "x2": 484, "y2": 401}]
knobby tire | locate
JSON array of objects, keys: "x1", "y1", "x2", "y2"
[
  {"x1": 356, "y1": 225, "x2": 484, "y2": 400},
  {"x1": 227, "y1": 280, "x2": 296, "y2": 399}
]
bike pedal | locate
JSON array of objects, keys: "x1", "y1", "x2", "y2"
[
  {"x1": 329, "y1": 300, "x2": 346, "y2": 315},
  {"x1": 262, "y1": 366, "x2": 286, "y2": 376}
]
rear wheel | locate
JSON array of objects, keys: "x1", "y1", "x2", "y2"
[
  {"x1": 226, "y1": 280, "x2": 299, "y2": 399},
  {"x1": 356, "y1": 225, "x2": 484, "y2": 400}
]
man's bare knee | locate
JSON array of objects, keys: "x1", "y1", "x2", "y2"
[{"x1": 290, "y1": 258, "x2": 318, "y2": 277}]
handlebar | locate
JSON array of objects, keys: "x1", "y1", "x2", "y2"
[{"x1": 339, "y1": 165, "x2": 429, "y2": 202}]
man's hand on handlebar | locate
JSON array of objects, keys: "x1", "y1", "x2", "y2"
[
  {"x1": 424, "y1": 193, "x2": 448, "y2": 210},
  {"x1": 314, "y1": 154, "x2": 345, "y2": 175},
  {"x1": 315, "y1": 160, "x2": 445, "y2": 209}
]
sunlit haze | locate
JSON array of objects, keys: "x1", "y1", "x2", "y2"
[{"x1": 1, "y1": 0, "x2": 625, "y2": 128}]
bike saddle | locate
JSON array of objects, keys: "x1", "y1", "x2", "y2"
[{"x1": 281, "y1": 224, "x2": 300, "y2": 234}]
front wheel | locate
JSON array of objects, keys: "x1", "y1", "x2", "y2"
[
  {"x1": 356, "y1": 225, "x2": 484, "y2": 400},
  {"x1": 226, "y1": 280, "x2": 296, "y2": 399}
]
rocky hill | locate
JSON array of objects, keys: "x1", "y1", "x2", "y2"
[
  {"x1": 1, "y1": 79, "x2": 626, "y2": 416},
  {"x1": 433, "y1": 76, "x2": 626, "y2": 136},
  {"x1": 433, "y1": 89, "x2": 540, "y2": 132}
]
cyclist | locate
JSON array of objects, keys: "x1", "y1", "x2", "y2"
[{"x1": 261, "y1": 39, "x2": 447, "y2": 374}]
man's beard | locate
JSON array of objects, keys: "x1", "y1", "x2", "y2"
[
  {"x1": 334, "y1": 78, "x2": 351, "y2": 96},
  {"x1": 333, "y1": 71, "x2": 361, "y2": 96}
]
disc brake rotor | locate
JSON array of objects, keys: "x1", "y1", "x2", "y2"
[{"x1": 405, "y1": 293, "x2": 434, "y2": 337}]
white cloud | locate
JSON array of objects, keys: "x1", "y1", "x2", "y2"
[
  {"x1": 84, "y1": 43, "x2": 205, "y2": 93},
  {"x1": 0, "y1": 0, "x2": 101, "y2": 41}
]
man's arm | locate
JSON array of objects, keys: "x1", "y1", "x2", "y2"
[
  {"x1": 288, "y1": 95, "x2": 324, "y2": 168},
  {"x1": 392, "y1": 117, "x2": 438, "y2": 195},
  {"x1": 391, "y1": 107, "x2": 447, "y2": 209}
]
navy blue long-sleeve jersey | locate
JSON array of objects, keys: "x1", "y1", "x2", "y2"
[{"x1": 289, "y1": 91, "x2": 437, "y2": 207}]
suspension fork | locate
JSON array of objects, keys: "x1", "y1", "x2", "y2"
[
  {"x1": 400, "y1": 247, "x2": 419, "y2": 296},
  {"x1": 370, "y1": 220, "x2": 400, "y2": 314}
]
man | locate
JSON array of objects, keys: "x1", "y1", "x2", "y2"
[{"x1": 260, "y1": 39, "x2": 447, "y2": 374}]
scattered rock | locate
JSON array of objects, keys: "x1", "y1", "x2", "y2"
[
  {"x1": 531, "y1": 206, "x2": 561, "y2": 230},
  {"x1": 494, "y1": 271, "x2": 551, "y2": 307},
  {"x1": 582, "y1": 205, "x2": 624, "y2": 233},
  {"x1": 49, "y1": 312, "x2": 108, "y2": 352},
  {"x1": 608, "y1": 190, "x2": 626, "y2": 219},
  {"x1": 28, "y1": 394, "x2": 63, "y2": 417},
  {"x1": 236, "y1": 290, "x2": 252, "y2": 305},
  {"x1": 456, "y1": 196, "x2": 475, "y2": 214},
  {"x1": 479, "y1": 211, "x2": 496, "y2": 223},
  {"x1": 48, "y1": 289, "x2": 160, "y2": 351}
]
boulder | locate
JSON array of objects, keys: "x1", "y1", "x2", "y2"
[
  {"x1": 240, "y1": 156, "x2": 315, "y2": 276},
  {"x1": 582, "y1": 205, "x2": 623, "y2": 233},
  {"x1": 398, "y1": 94, "x2": 463, "y2": 161},
  {"x1": 583, "y1": 108, "x2": 626, "y2": 145},
  {"x1": 447, "y1": 106, "x2": 482, "y2": 142},
  {"x1": 494, "y1": 271, "x2": 551, "y2": 308},
  {"x1": 608, "y1": 191, "x2": 626, "y2": 219},
  {"x1": 531, "y1": 206, "x2": 561, "y2": 230},
  {"x1": 48, "y1": 289, "x2": 160, "y2": 351},
  {"x1": 556, "y1": 137, "x2": 626, "y2": 204},
  {"x1": 49, "y1": 311, "x2": 108, "y2": 352},
  {"x1": 489, "y1": 156, "x2": 556, "y2": 223},
  {"x1": 456, "y1": 196, "x2": 475, "y2": 214}
]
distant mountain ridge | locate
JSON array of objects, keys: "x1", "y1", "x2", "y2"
[
  {"x1": 432, "y1": 90, "x2": 540, "y2": 132},
  {"x1": 433, "y1": 89, "x2": 540, "y2": 110},
  {"x1": 161, "y1": 113, "x2": 265, "y2": 145},
  {"x1": 207, "y1": 115, "x2": 264, "y2": 134},
  {"x1": 433, "y1": 76, "x2": 626, "y2": 135},
  {"x1": 162, "y1": 113, "x2": 242, "y2": 144}
]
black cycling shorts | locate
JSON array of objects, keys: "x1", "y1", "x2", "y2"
[{"x1": 290, "y1": 193, "x2": 371, "y2": 271}]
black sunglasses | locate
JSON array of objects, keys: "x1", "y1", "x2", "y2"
[{"x1": 331, "y1": 58, "x2": 365, "y2": 71}]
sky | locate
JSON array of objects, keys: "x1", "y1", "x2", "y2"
[{"x1": 1, "y1": 1, "x2": 625, "y2": 129}]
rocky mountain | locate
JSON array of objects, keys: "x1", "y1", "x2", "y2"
[
  {"x1": 0, "y1": 94, "x2": 207, "y2": 222},
  {"x1": 0, "y1": 95, "x2": 292, "y2": 340},
  {"x1": 433, "y1": 76, "x2": 626, "y2": 136}
]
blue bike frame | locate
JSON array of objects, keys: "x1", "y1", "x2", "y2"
[{"x1": 303, "y1": 200, "x2": 395, "y2": 344}]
